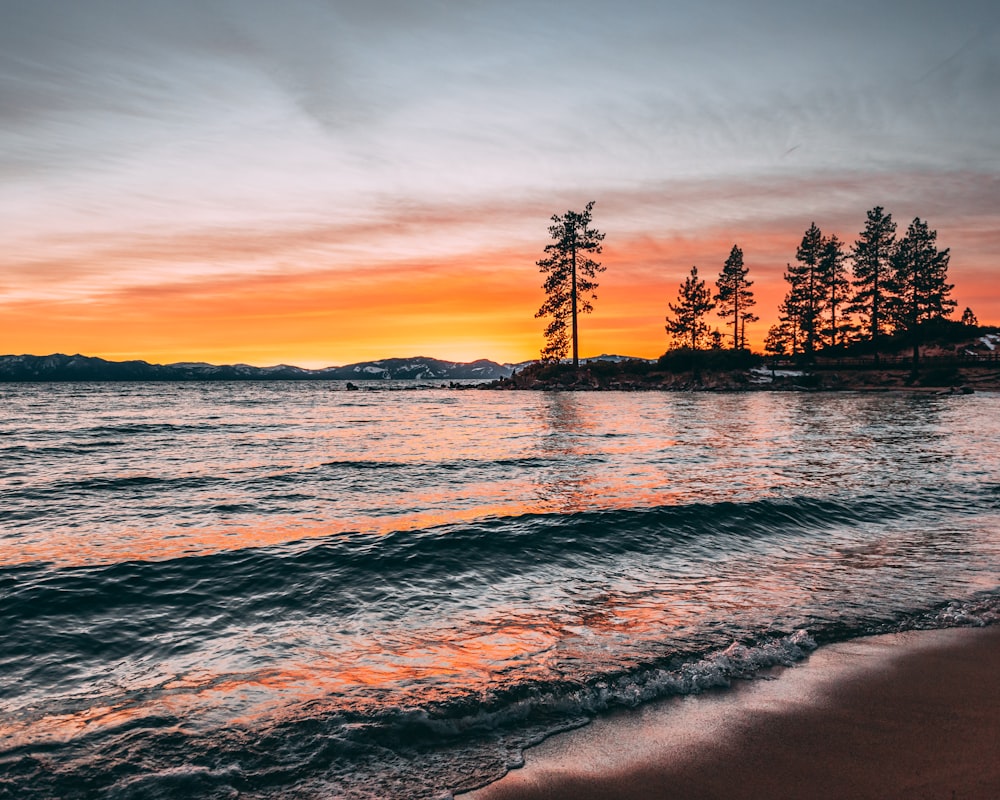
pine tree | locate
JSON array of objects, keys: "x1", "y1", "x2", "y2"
[
  {"x1": 849, "y1": 206, "x2": 897, "y2": 360},
  {"x1": 890, "y1": 217, "x2": 956, "y2": 368},
  {"x1": 775, "y1": 286, "x2": 803, "y2": 357},
  {"x1": 714, "y1": 245, "x2": 757, "y2": 350},
  {"x1": 535, "y1": 201, "x2": 605, "y2": 366},
  {"x1": 665, "y1": 266, "x2": 716, "y2": 349},
  {"x1": 819, "y1": 234, "x2": 851, "y2": 349},
  {"x1": 785, "y1": 222, "x2": 825, "y2": 359},
  {"x1": 961, "y1": 307, "x2": 978, "y2": 327},
  {"x1": 764, "y1": 322, "x2": 791, "y2": 358}
]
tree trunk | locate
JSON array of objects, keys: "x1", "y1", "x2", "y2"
[
  {"x1": 571, "y1": 241, "x2": 579, "y2": 368},
  {"x1": 732, "y1": 292, "x2": 740, "y2": 350},
  {"x1": 806, "y1": 282, "x2": 813, "y2": 358},
  {"x1": 872, "y1": 263, "x2": 880, "y2": 366},
  {"x1": 830, "y1": 293, "x2": 837, "y2": 350}
]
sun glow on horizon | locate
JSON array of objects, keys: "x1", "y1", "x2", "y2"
[
  {"x1": 2, "y1": 3, "x2": 998, "y2": 367},
  {"x1": 3, "y1": 215, "x2": 996, "y2": 367}
]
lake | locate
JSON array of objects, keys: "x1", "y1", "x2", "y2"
[{"x1": 2, "y1": 383, "x2": 999, "y2": 798}]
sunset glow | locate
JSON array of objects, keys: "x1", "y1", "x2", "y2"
[{"x1": 2, "y1": 2, "x2": 998, "y2": 365}]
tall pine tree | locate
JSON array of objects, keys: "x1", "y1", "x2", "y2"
[
  {"x1": 535, "y1": 201, "x2": 605, "y2": 365},
  {"x1": 785, "y1": 222, "x2": 825, "y2": 359},
  {"x1": 819, "y1": 233, "x2": 852, "y2": 349},
  {"x1": 714, "y1": 245, "x2": 757, "y2": 350},
  {"x1": 849, "y1": 206, "x2": 896, "y2": 360},
  {"x1": 665, "y1": 266, "x2": 716, "y2": 349},
  {"x1": 890, "y1": 217, "x2": 955, "y2": 369}
]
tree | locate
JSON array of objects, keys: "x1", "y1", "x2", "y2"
[
  {"x1": 665, "y1": 266, "x2": 716, "y2": 349},
  {"x1": 819, "y1": 234, "x2": 852, "y2": 349},
  {"x1": 890, "y1": 217, "x2": 956, "y2": 369},
  {"x1": 849, "y1": 206, "x2": 897, "y2": 360},
  {"x1": 535, "y1": 201, "x2": 606, "y2": 366},
  {"x1": 774, "y1": 286, "x2": 804, "y2": 357},
  {"x1": 961, "y1": 307, "x2": 978, "y2": 327},
  {"x1": 714, "y1": 245, "x2": 757, "y2": 350},
  {"x1": 764, "y1": 322, "x2": 791, "y2": 358},
  {"x1": 784, "y1": 222, "x2": 826, "y2": 359}
]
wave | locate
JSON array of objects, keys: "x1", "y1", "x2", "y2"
[
  {"x1": 1, "y1": 487, "x2": 986, "y2": 619},
  {"x1": 6, "y1": 601, "x2": 1000, "y2": 800},
  {"x1": 84, "y1": 422, "x2": 238, "y2": 436},
  {"x1": 0, "y1": 630, "x2": 824, "y2": 800},
  {"x1": 266, "y1": 455, "x2": 557, "y2": 482},
  {"x1": 2, "y1": 486, "x2": 993, "y2": 694},
  {"x1": 4, "y1": 479, "x2": 998, "y2": 799},
  {"x1": 4, "y1": 473, "x2": 230, "y2": 500},
  {"x1": 3, "y1": 456, "x2": 558, "y2": 499}
]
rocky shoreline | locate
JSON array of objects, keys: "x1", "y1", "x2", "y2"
[{"x1": 483, "y1": 360, "x2": 1000, "y2": 393}]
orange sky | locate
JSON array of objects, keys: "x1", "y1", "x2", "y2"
[
  {"x1": 2, "y1": 4, "x2": 998, "y2": 367},
  {"x1": 3, "y1": 215, "x2": 996, "y2": 367}
]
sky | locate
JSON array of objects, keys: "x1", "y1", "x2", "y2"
[{"x1": 2, "y1": 0, "x2": 998, "y2": 366}]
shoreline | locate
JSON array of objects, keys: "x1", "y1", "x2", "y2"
[
  {"x1": 480, "y1": 382, "x2": 998, "y2": 393},
  {"x1": 487, "y1": 360, "x2": 1000, "y2": 392},
  {"x1": 459, "y1": 626, "x2": 1000, "y2": 800}
]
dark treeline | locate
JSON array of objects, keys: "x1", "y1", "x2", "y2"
[
  {"x1": 664, "y1": 206, "x2": 970, "y2": 369},
  {"x1": 534, "y1": 203, "x2": 986, "y2": 377}
]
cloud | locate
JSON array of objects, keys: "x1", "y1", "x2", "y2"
[
  {"x1": 4, "y1": 168, "x2": 995, "y2": 305},
  {"x1": 1, "y1": 0, "x2": 998, "y2": 361}
]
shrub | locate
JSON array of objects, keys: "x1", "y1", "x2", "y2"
[{"x1": 657, "y1": 347, "x2": 760, "y2": 373}]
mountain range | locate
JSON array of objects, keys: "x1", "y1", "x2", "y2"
[{"x1": 0, "y1": 353, "x2": 522, "y2": 382}]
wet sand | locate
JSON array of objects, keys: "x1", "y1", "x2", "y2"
[{"x1": 461, "y1": 626, "x2": 1000, "y2": 800}]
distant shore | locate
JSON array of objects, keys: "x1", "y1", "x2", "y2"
[
  {"x1": 3, "y1": 350, "x2": 998, "y2": 392},
  {"x1": 461, "y1": 625, "x2": 1000, "y2": 800}
]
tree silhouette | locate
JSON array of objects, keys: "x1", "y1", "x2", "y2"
[
  {"x1": 819, "y1": 234, "x2": 852, "y2": 349},
  {"x1": 714, "y1": 245, "x2": 757, "y2": 350},
  {"x1": 890, "y1": 217, "x2": 955, "y2": 369},
  {"x1": 961, "y1": 307, "x2": 978, "y2": 327},
  {"x1": 764, "y1": 323, "x2": 790, "y2": 358},
  {"x1": 849, "y1": 206, "x2": 897, "y2": 361},
  {"x1": 783, "y1": 222, "x2": 827, "y2": 359},
  {"x1": 766, "y1": 287, "x2": 804, "y2": 359},
  {"x1": 665, "y1": 266, "x2": 716, "y2": 349},
  {"x1": 774, "y1": 267, "x2": 802, "y2": 357},
  {"x1": 535, "y1": 201, "x2": 606, "y2": 366}
]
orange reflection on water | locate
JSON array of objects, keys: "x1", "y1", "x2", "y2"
[
  {"x1": 6, "y1": 389, "x2": 831, "y2": 571},
  {"x1": 5, "y1": 462, "x2": 740, "y2": 570},
  {"x1": 2, "y1": 560, "x2": 829, "y2": 755},
  {"x1": 2, "y1": 501, "x2": 531, "y2": 569}
]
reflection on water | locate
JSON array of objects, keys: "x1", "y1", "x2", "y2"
[
  {"x1": 533, "y1": 392, "x2": 595, "y2": 511},
  {"x1": 0, "y1": 386, "x2": 992, "y2": 569},
  {"x1": 1, "y1": 384, "x2": 999, "y2": 799}
]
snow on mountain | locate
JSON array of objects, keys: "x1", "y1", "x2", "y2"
[{"x1": 0, "y1": 354, "x2": 513, "y2": 382}]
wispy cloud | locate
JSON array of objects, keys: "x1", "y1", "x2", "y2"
[{"x1": 1, "y1": 0, "x2": 997, "y2": 361}]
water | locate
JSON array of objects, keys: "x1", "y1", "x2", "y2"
[{"x1": 2, "y1": 383, "x2": 999, "y2": 799}]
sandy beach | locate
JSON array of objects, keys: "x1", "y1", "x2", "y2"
[{"x1": 461, "y1": 626, "x2": 1000, "y2": 800}]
